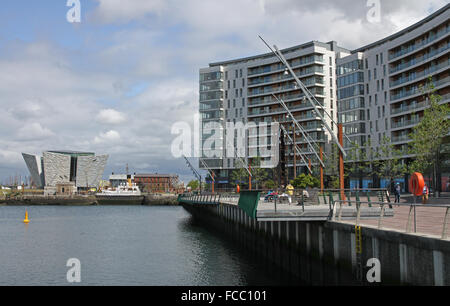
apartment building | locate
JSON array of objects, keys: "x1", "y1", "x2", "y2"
[
  {"x1": 199, "y1": 4, "x2": 450, "y2": 190},
  {"x1": 336, "y1": 4, "x2": 449, "y2": 190},
  {"x1": 200, "y1": 41, "x2": 348, "y2": 187}
]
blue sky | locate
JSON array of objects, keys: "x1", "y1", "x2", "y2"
[{"x1": 0, "y1": 0, "x2": 448, "y2": 185}]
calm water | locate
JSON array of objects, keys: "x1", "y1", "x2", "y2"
[{"x1": 0, "y1": 205, "x2": 289, "y2": 286}]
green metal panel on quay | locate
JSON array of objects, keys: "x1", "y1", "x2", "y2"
[{"x1": 238, "y1": 190, "x2": 260, "y2": 219}]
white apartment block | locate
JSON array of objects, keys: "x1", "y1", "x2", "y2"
[{"x1": 199, "y1": 4, "x2": 450, "y2": 189}]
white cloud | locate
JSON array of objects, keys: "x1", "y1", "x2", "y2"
[
  {"x1": 94, "y1": 130, "x2": 121, "y2": 144},
  {"x1": 96, "y1": 109, "x2": 126, "y2": 125},
  {"x1": 16, "y1": 123, "x2": 55, "y2": 141}
]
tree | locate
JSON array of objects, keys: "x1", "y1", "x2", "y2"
[
  {"x1": 187, "y1": 180, "x2": 199, "y2": 191},
  {"x1": 374, "y1": 135, "x2": 408, "y2": 190},
  {"x1": 408, "y1": 77, "x2": 450, "y2": 193},
  {"x1": 230, "y1": 157, "x2": 268, "y2": 189},
  {"x1": 264, "y1": 179, "x2": 277, "y2": 190},
  {"x1": 290, "y1": 173, "x2": 320, "y2": 189}
]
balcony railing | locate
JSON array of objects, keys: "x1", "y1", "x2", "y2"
[
  {"x1": 390, "y1": 42, "x2": 450, "y2": 74},
  {"x1": 391, "y1": 118, "x2": 421, "y2": 129},
  {"x1": 390, "y1": 76, "x2": 450, "y2": 102},
  {"x1": 248, "y1": 102, "x2": 324, "y2": 116},
  {"x1": 391, "y1": 101, "x2": 428, "y2": 115},
  {"x1": 389, "y1": 25, "x2": 449, "y2": 61},
  {"x1": 390, "y1": 59, "x2": 450, "y2": 88},
  {"x1": 248, "y1": 77, "x2": 324, "y2": 97},
  {"x1": 248, "y1": 66, "x2": 324, "y2": 86},
  {"x1": 248, "y1": 55, "x2": 324, "y2": 76}
]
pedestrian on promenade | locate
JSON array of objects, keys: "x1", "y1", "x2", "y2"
[
  {"x1": 286, "y1": 184, "x2": 294, "y2": 205},
  {"x1": 394, "y1": 183, "x2": 401, "y2": 203},
  {"x1": 422, "y1": 184, "x2": 429, "y2": 204}
]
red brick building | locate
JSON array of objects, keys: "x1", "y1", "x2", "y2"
[{"x1": 134, "y1": 174, "x2": 181, "y2": 193}]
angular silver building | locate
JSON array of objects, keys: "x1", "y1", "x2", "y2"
[{"x1": 22, "y1": 150, "x2": 108, "y2": 190}]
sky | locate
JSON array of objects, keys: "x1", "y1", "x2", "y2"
[{"x1": 0, "y1": 0, "x2": 448, "y2": 185}]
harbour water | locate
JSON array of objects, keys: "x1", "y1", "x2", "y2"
[{"x1": 0, "y1": 206, "x2": 291, "y2": 286}]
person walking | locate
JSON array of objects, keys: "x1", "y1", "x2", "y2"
[
  {"x1": 422, "y1": 184, "x2": 429, "y2": 204},
  {"x1": 394, "y1": 183, "x2": 401, "y2": 203},
  {"x1": 286, "y1": 184, "x2": 294, "y2": 205}
]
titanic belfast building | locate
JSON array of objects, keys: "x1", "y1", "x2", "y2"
[{"x1": 22, "y1": 150, "x2": 108, "y2": 191}]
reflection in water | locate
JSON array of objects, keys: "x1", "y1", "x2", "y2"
[{"x1": 0, "y1": 206, "x2": 292, "y2": 286}]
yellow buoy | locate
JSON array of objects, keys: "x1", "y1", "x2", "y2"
[{"x1": 23, "y1": 210, "x2": 30, "y2": 224}]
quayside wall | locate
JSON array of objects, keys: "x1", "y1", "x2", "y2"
[{"x1": 181, "y1": 202, "x2": 450, "y2": 286}]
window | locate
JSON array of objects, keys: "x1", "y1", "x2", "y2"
[
  {"x1": 239, "y1": 69, "x2": 242, "y2": 78},
  {"x1": 380, "y1": 53, "x2": 384, "y2": 65},
  {"x1": 225, "y1": 71, "x2": 228, "y2": 80},
  {"x1": 375, "y1": 94, "x2": 378, "y2": 105},
  {"x1": 242, "y1": 98, "x2": 245, "y2": 107},
  {"x1": 376, "y1": 54, "x2": 379, "y2": 66},
  {"x1": 366, "y1": 84, "x2": 369, "y2": 95},
  {"x1": 242, "y1": 79, "x2": 245, "y2": 87},
  {"x1": 240, "y1": 88, "x2": 243, "y2": 97},
  {"x1": 227, "y1": 100, "x2": 230, "y2": 108},
  {"x1": 374, "y1": 68, "x2": 377, "y2": 79},
  {"x1": 233, "y1": 99, "x2": 236, "y2": 108},
  {"x1": 235, "y1": 70, "x2": 238, "y2": 78},
  {"x1": 233, "y1": 80, "x2": 236, "y2": 88}
]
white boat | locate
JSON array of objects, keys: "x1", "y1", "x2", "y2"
[{"x1": 95, "y1": 181, "x2": 144, "y2": 205}]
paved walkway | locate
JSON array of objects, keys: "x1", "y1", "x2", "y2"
[{"x1": 341, "y1": 195, "x2": 450, "y2": 239}]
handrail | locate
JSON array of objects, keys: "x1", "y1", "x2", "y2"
[{"x1": 332, "y1": 200, "x2": 450, "y2": 240}]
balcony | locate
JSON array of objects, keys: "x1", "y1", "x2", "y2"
[
  {"x1": 248, "y1": 77, "x2": 324, "y2": 98},
  {"x1": 248, "y1": 55, "x2": 324, "y2": 77},
  {"x1": 248, "y1": 102, "x2": 324, "y2": 117},
  {"x1": 390, "y1": 42, "x2": 450, "y2": 75},
  {"x1": 389, "y1": 25, "x2": 449, "y2": 61},
  {"x1": 390, "y1": 58, "x2": 450, "y2": 88},
  {"x1": 248, "y1": 88, "x2": 325, "y2": 107},
  {"x1": 391, "y1": 101, "x2": 427, "y2": 115},
  {"x1": 391, "y1": 118, "x2": 421, "y2": 129},
  {"x1": 391, "y1": 134, "x2": 412, "y2": 143},
  {"x1": 390, "y1": 76, "x2": 450, "y2": 102},
  {"x1": 248, "y1": 66, "x2": 324, "y2": 87}
]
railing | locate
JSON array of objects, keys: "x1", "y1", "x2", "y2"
[
  {"x1": 332, "y1": 200, "x2": 450, "y2": 240},
  {"x1": 389, "y1": 26, "x2": 449, "y2": 61},
  {"x1": 389, "y1": 42, "x2": 450, "y2": 74},
  {"x1": 391, "y1": 118, "x2": 421, "y2": 129},
  {"x1": 248, "y1": 66, "x2": 324, "y2": 86},
  {"x1": 178, "y1": 193, "x2": 222, "y2": 205},
  {"x1": 390, "y1": 76, "x2": 450, "y2": 102},
  {"x1": 390, "y1": 58, "x2": 450, "y2": 88}
]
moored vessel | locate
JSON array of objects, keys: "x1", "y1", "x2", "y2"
[{"x1": 95, "y1": 179, "x2": 144, "y2": 205}]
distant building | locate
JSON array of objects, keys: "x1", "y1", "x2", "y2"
[
  {"x1": 134, "y1": 174, "x2": 180, "y2": 193},
  {"x1": 22, "y1": 150, "x2": 108, "y2": 194},
  {"x1": 109, "y1": 174, "x2": 135, "y2": 188}
]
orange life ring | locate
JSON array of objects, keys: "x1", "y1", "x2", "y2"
[
  {"x1": 236, "y1": 185, "x2": 240, "y2": 193},
  {"x1": 409, "y1": 172, "x2": 425, "y2": 196}
]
